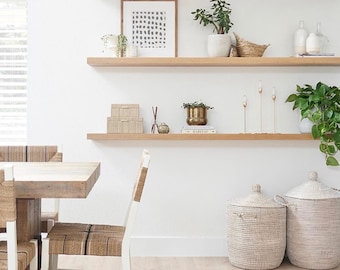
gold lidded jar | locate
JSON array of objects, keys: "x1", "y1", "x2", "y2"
[
  {"x1": 226, "y1": 184, "x2": 286, "y2": 270},
  {"x1": 157, "y1": 123, "x2": 170, "y2": 134}
]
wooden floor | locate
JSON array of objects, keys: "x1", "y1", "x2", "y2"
[{"x1": 58, "y1": 256, "x2": 340, "y2": 270}]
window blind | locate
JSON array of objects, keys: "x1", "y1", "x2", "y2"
[{"x1": 0, "y1": 0, "x2": 27, "y2": 144}]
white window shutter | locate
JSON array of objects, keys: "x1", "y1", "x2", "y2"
[{"x1": 0, "y1": 0, "x2": 27, "y2": 144}]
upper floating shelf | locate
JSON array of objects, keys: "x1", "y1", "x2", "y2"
[{"x1": 87, "y1": 57, "x2": 340, "y2": 67}]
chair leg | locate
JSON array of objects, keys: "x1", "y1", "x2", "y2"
[
  {"x1": 121, "y1": 247, "x2": 131, "y2": 270},
  {"x1": 41, "y1": 238, "x2": 58, "y2": 270},
  {"x1": 41, "y1": 238, "x2": 49, "y2": 270},
  {"x1": 29, "y1": 239, "x2": 38, "y2": 270}
]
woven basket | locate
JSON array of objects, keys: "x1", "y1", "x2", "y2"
[
  {"x1": 234, "y1": 32, "x2": 270, "y2": 57},
  {"x1": 279, "y1": 171, "x2": 340, "y2": 270},
  {"x1": 226, "y1": 184, "x2": 286, "y2": 270}
]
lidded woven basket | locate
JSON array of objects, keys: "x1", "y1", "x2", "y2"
[
  {"x1": 226, "y1": 184, "x2": 286, "y2": 270},
  {"x1": 282, "y1": 171, "x2": 340, "y2": 270}
]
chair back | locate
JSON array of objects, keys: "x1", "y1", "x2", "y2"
[
  {"x1": 0, "y1": 166, "x2": 16, "y2": 227},
  {"x1": 123, "y1": 150, "x2": 150, "y2": 240},
  {"x1": 0, "y1": 165, "x2": 19, "y2": 270},
  {"x1": 0, "y1": 145, "x2": 62, "y2": 162}
]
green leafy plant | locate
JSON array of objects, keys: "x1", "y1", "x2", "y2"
[
  {"x1": 286, "y1": 82, "x2": 340, "y2": 166},
  {"x1": 191, "y1": 0, "x2": 233, "y2": 34},
  {"x1": 182, "y1": 101, "x2": 214, "y2": 110}
]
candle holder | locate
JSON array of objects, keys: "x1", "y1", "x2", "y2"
[
  {"x1": 243, "y1": 95, "x2": 247, "y2": 133},
  {"x1": 272, "y1": 87, "x2": 277, "y2": 133},
  {"x1": 258, "y1": 80, "x2": 263, "y2": 133}
]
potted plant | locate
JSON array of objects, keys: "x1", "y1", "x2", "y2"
[
  {"x1": 191, "y1": 0, "x2": 233, "y2": 57},
  {"x1": 182, "y1": 101, "x2": 214, "y2": 125},
  {"x1": 286, "y1": 81, "x2": 340, "y2": 166},
  {"x1": 101, "y1": 34, "x2": 127, "y2": 57}
]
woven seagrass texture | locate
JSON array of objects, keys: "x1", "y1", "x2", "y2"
[
  {"x1": 86, "y1": 227, "x2": 125, "y2": 256},
  {"x1": 0, "y1": 146, "x2": 25, "y2": 161},
  {"x1": 47, "y1": 223, "x2": 91, "y2": 255},
  {"x1": 0, "y1": 242, "x2": 36, "y2": 270},
  {"x1": 0, "y1": 170, "x2": 16, "y2": 227},
  {"x1": 0, "y1": 145, "x2": 60, "y2": 162},
  {"x1": 134, "y1": 167, "x2": 148, "y2": 202},
  {"x1": 286, "y1": 197, "x2": 340, "y2": 269},
  {"x1": 226, "y1": 205, "x2": 286, "y2": 270},
  {"x1": 47, "y1": 223, "x2": 126, "y2": 256},
  {"x1": 234, "y1": 32, "x2": 270, "y2": 57}
]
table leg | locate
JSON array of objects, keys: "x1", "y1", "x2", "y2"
[{"x1": 17, "y1": 198, "x2": 42, "y2": 268}]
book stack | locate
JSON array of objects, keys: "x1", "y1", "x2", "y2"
[
  {"x1": 181, "y1": 125, "x2": 216, "y2": 134},
  {"x1": 107, "y1": 104, "x2": 144, "y2": 133}
]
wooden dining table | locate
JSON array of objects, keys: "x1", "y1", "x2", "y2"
[{"x1": 0, "y1": 162, "x2": 101, "y2": 243}]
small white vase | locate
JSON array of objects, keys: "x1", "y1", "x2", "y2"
[
  {"x1": 207, "y1": 34, "x2": 231, "y2": 57},
  {"x1": 306, "y1": 33, "x2": 320, "y2": 54}
]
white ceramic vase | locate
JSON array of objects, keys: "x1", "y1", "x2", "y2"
[
  {"x1": 207, "y1": 34, "x2": 231, "y2": 57},
  {"x1": 299, "y1": 118, "x2": 314, "y2": 133}
]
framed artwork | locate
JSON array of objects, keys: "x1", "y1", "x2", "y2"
[{"x1": 121, "y1": 0, "x2": 178, "y2": 57}]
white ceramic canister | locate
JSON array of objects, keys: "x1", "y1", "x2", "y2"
[
  {"x1": 306, "y1": 33, "x2": 321, "y2": 54},
  {"x1": 226, "y1": 184, "x2": 286, "y2": 270},
  {"x1": 277, "y1": 171, "x2": 340, "y2": 269}
]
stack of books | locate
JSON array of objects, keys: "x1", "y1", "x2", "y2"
[{"x1": 181, "y1": 125, "x2": 216, "y2": 134}]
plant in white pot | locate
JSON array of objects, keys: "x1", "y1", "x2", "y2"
[
  {"x1": 192, "y1": 0, "x2": 233, "y2": 57},
  {"x1": 286, "y1": 82, "x2": 340, "y2": 166}
]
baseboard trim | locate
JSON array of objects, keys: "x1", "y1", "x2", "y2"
[{"x1": 131, "y1": 236, "x2": 227, "y2": 257}]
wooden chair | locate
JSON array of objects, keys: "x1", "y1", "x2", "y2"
[
  {"x1": 0, "y1": 145, "x2": 63, "y2": 233},
  {"x1": 0, "y1": 165, "x2": 38, "y2": 270},
  {"x1": 41, "y1": 149, "x2": 151, "y2": 270}
]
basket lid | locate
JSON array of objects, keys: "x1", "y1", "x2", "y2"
[
  {"x1": 230, "y1": 184, "x2": 283, "y2": 208},
  {"x1": 285, "y1": 171, "x2": 340, "y2": 200}
]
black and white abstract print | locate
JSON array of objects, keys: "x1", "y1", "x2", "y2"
[{"x1": 131, "y1": 10, "x2": 167, "y2": 49}]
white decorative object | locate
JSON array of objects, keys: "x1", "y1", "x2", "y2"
[
  {"x1": 207, "y1": 34, "x2": 231, "y2": 57},
  {"x1": 315, "y1": 22, "x2": 329, "y2": 54},
  {"x1": 272, "y1": 87, "x2": 276, "y2": 133},
  {"x1": 306, "y1": 33, "x2": 320, "y2": 54},
  {"x1": 126, "y1": 45, "x2": 138, "y2": 57},
  {"x1": 294, "y1": 20, "x2": 308, "y2": 56},
  {"x1": 299, "y1": 118, "x2": 313, "y2": 133},
  {"x1": 243, "y1": 95, "x2": 247, "y2": 133},
  {"x1": 258, "y1": 80, "x2": 263, "y2": 133}
]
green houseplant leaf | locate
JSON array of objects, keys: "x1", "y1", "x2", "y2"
[
  {"x1": 191, "y1": 0, "x2": 233, "y2": 34},
  {"x1": 286, "y1": 82, "x2": 340, "y2": 166}
]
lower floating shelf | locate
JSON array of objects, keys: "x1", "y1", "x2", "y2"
[{"x1": 87, "y1": 133, "x2": 314, "y2": 141}]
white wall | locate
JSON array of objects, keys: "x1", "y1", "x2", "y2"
[{"x1": 27, "y1": 0, "x2": 340, "y2": 256}]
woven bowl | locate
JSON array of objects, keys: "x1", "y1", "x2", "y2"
[{"x1": 234, "y1": 32, "x2": 270, "y2": 57}]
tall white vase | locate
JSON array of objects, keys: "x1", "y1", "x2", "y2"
[{"x1": 207, "y1": 34, "x2": 231, "y2": 57}]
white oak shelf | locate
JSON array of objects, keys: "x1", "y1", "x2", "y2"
[
  {"x1": 87, "y1": 57, "x2": 340, "y2": 67},
  {"x1": 87, "y1": 133, "x2": 314, "y2": 141}
]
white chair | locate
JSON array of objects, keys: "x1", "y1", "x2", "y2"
[
  {"x1": 0, "y1": 165, "x2": 38, "y2": 270},
  {"x1": 41, "y1": 149, "x2": 151, "y2": 270}
]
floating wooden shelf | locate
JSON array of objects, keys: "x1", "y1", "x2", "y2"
[
  {"x1": 87, "y1": 133, "x2": 314, "y2": 141},
  {"x1": 87, "y1": 57, "x2": 340, "y2": 67}
]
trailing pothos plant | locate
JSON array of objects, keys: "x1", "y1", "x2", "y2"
[{"x1": 286, "y1": 82, "x2": 340, "y2": 166}]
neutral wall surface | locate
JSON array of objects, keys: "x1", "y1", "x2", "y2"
[{"x1": 27, "y1": 0, "x2": 340, "y2": 256}]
